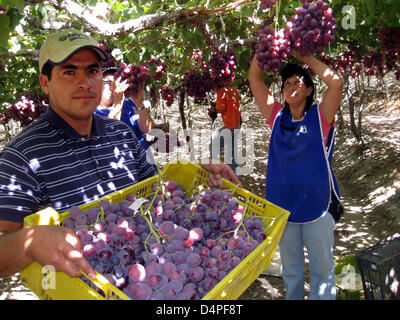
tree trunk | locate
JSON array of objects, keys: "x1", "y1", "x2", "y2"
[{"x1": 178, "y1": 89, "x2": 195, "y2": 160}]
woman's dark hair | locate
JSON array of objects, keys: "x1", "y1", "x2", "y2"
[
  {"x1": 280, "y1": 63, "x2": 314, "y2": 112},
  {"x1": 41, "y1": 62, "x2": 54, "y2": 81}
]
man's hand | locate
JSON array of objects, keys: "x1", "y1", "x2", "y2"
[
  {"x1": 200, "y1": 160, "x2": 242, "y2": 190},
  {"x1": 25, "y1": 225, "x2": 96, "y2": 279}
]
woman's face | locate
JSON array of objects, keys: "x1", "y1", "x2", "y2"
[{"x1": 282, "y1": 75, "x2": 313, "y2": 106}]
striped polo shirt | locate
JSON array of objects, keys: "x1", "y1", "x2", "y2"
[{"x1": 0, "y1": 107, "x2": 157, "y2": 223}]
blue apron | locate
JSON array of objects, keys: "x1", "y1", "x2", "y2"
[{"x1": 266, "y1": 104, "x2": 340, "y2": 223}]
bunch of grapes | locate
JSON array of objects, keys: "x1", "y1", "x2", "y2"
[
  {"x1": 98, "y1": 41, "x2": 116, "y2": 70},
  {"x1": 378, "y1": 27, "x2": 400, "y2": 71},
  {"x1": 208, "y1": 51, "x2": 237, "y2": 88},
  {"x1": 378, "y1": 27, "x2": 400, "y2": 58},
  {"x1": 255, "y1": 27, "x2": 291, "y2": 73},
  {"x1": 362, "y1": 49, "x2": 384, "y2": 78},
  {"x1": 65, "y1": 180, "x2": 268, "y2": 300},
  {"x1": 145, "y1": 59, "x2": 167, "y2": 81},
  {"x1": 160, "y1": 85, "x2": 177, "y2": 107},
  {"x1": 286, "y1": 0, "x2": 336, "y2": 56},
  {"x1": 183, "y1": 70, "x2": 214, "y2": 101},
  {"x1": 114, "y1": 63, "x2": 150, "y2": 96},
  {"x1": 0, "y1": 92, "x2": 48, "y2": 127},
  {"x1": 260, "y1": 0, "x2": 276, "y2": 10}
]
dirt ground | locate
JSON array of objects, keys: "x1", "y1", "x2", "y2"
[{"x1": 0, "y1": 76, "x2": 399, "y2": 300}]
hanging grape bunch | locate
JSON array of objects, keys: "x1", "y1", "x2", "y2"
[
  {"x1": 255, "y1": 27, "x2": 291, "y2": 73},
  {"x1": 114, "y1": 63, "x2": 150, "y2": 97},
  {"x1": 145, "y1": 58, "x2": 167, "y2": 81},
  {"x1": 183, "y1": 70, "x2": 214, "y2": 101},
  {"x1": 287, "y1": 0, "x2": 337, "y2": 56},
  {"x1": 260, "y1": 0, "x2": 276, "y2": 10},
  {"x1": 209, "y1": 51, "x2": 237, "y2": 88},
  {"x1": 65, "y1": 180, "x2": 268, "y2": 300},
  {"x1": 98, "y1": 41, "x2": 116, "y2": 70},
  {"x1": 378, "y1": 27, "x2": 400, "y2": 71},
  {"x1": 161, "y1": 84, "x2": 177, "y2": 107},
  {"x1": 1, "y1": 92, "x2": 48, "y2": 127}
]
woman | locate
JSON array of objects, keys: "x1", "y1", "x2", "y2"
[
  {"x1": 97, "y1": 67, "x2": 154, "y2": 150},
  {"x1": 248, "y1": 49, "x2": 344, "y2": 300}
]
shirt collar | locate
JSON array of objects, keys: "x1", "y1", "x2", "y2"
[{"x1": 42, "y1": 106, "x2": 105, "y2": 140}]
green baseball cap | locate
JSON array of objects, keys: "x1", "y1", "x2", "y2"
[{"x1": 39, "y1": 28, "x2": 106, "y2": 73}]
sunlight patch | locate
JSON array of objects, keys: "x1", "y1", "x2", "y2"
[
  {"x1": 29, "y1": 158, "x2": 40, "y2": 172},
  {"x1": 107, "y1": 181, "x2": 116, "y2": 191}
]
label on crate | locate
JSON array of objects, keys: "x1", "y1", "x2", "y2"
[{"x1": 129, "y1": 198, "x2": 149, "y2": 212}]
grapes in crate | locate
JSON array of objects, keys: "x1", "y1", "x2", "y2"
[{"x1": 66, "y1": 180, "x2": 269, "y2": 300}]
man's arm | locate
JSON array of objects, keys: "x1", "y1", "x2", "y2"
[
  {"x1": 199, "y1": 159, "x2": 242, "y2": 189},
  {"x1": 0, "y1": 220, "x2": 95, "y2": 279}
]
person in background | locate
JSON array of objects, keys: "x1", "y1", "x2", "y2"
[
  {"x1": 0, "y1": 28, "x2": 241, "y2": 281},
  {"x1": 248, "y1": 48, "x2": 344, "y2": 300},
  {"x1": 96, "y1": 66, "x2": 154, "y2": 151},
  {"x1": 209, "y1": 84, "x2": 242, "y2": 175}
]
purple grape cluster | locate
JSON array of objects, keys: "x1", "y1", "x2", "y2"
[
  {"x1": 183, "y1": 70, "x2": 214, "y2": 101},
  {"x1": 208, "y1": 51, "x2": 237, "y2": 88},
  {"x1": 65, "y1": 180, "x2": 268, "y2": 300},
  {"x1": 114, "y1": 63, "x2": 150, "y2": 96},
  {"x1": 0, "y1": 92, "x2": 48, "y2": 126},
  {"x1": 260, "y1": 0, "x2": 276, "y2": 10},
  {"x1": 255, "y1": 27, "x2": 291, "y2": 73},
  {"x1": 160, "y1": 84, "x2": 177, "y2": 107},
  {"x1": 98, "y1": 41, "x2": 116, "y2": 70},
  {"x1": 287, "y1": 0, "x2": 336, "y2": 56},
  {"x1": 145, "y1": 58, "x2": 167, "y2": 81}
]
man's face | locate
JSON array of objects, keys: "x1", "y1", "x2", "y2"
[
  {"x1": 39, "y1": 48, "x2": 103, "y2": 123},
  {"x1": 101, "y1": 73, "x2": 115, "y2": 107}
]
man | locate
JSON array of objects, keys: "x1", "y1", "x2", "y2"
[
  {"x1": 0, "y1": 28, "x2": 241, "y2": 280},
  {"x1": 209, "y1": 84, "x2": 242, "y2": 174}
]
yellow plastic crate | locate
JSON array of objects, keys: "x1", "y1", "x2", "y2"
[{"x1": 21, "y1": 160, "x2": 290, "y2": 300}]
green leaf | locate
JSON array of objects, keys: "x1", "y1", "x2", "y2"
[
  {"x1": 365, "y1": 0, "x2": 376, "y2": 18},
  {"x1": 0, "y1": 14, "x2": 10, "y2": 48}
]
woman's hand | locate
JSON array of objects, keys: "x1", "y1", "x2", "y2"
[{"x1": 113, "y1": 76, "x2": 129, "y2": 106}]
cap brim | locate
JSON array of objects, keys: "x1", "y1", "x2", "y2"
[{"x1": 48, "y1": 45, "x2": 107, "y2": 67}]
